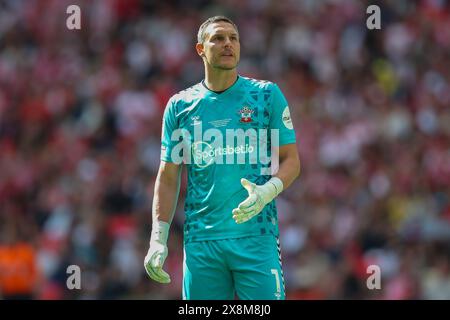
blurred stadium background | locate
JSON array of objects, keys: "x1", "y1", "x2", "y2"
[{"x1": 0, "y1": 0, "x2": 449, "y2": 299}]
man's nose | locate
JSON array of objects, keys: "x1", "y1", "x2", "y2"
[{"x1": 224, "y1": 37, "x2": 232, "y2": 47}]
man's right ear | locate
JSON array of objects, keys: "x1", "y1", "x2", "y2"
[{"x1": 195, "y1": 43, "x2": 205, "y2": 57}]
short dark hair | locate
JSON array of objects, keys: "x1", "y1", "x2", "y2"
[{"x1": 197, "y1": 16, "x2": 239, "y2": 44}]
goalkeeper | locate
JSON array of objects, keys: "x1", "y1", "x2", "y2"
[{"x1": 144, "y1": 16, "x2": 300, "y2": 300}]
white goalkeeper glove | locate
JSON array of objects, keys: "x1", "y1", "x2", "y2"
[
  {"x1": 144, "y1": 220, "x2": 171, "y2": 284},
  {"x1": 232, "y1": 177, "x2": 283, "y2": 224}
]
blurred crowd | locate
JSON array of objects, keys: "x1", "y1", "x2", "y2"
[{"x1": 0, "y1": 0, "x2": 449, "y2": 300}]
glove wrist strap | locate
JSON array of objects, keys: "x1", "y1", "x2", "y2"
[
  {"x1": 268, "y1": 177, "x2": 284, "y2": 197},
  {"x1": 151, "y1": 220, "x2": 170, "y2": 244}
]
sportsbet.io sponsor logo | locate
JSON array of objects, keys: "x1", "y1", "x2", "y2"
[
  {"x1": 168, "y1": 127, "x2": 280, "y2": 175},
  {"x1": 192, "y1": 141, "x2": 255, "y2": 168}
]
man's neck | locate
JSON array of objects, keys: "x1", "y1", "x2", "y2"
[{"x1": 203, "y1": 68, "x2": 238, "y2": 92}]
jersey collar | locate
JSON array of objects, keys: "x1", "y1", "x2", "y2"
[{"x1": 200, "y1": 75, "x2": 242, "y2": 99}]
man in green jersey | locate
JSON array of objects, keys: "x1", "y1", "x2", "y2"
[{"x1": 144, "y1": 16, "x2": 301, "y2": 300}]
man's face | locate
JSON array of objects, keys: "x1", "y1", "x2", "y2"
[{"x1": 197, "y1": 21, "x2": 240, "y2": 70}]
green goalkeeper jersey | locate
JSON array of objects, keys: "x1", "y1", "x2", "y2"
[{"x1": 160, "y1": 75, "x2": 296, "y2": 243}]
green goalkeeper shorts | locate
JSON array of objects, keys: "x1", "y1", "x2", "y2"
[{"x1": 182, "y1": 234, "x2": 285, "y2": 300}]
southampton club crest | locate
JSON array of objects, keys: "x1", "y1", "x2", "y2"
[{"x1": 238, "y1": 106, "x2": 254, "y2": 123}]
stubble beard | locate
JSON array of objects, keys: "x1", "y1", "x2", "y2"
[{"x1": 212, "y1": 57, "x2": 239, "y2": 71}]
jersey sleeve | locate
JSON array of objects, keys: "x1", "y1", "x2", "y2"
[
  {"x1": 269, "y1": 83, "x2": 297, "y2": 146},
  {"x1": 160, "y1": 97, "x2": 179, "y2": 162}
]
